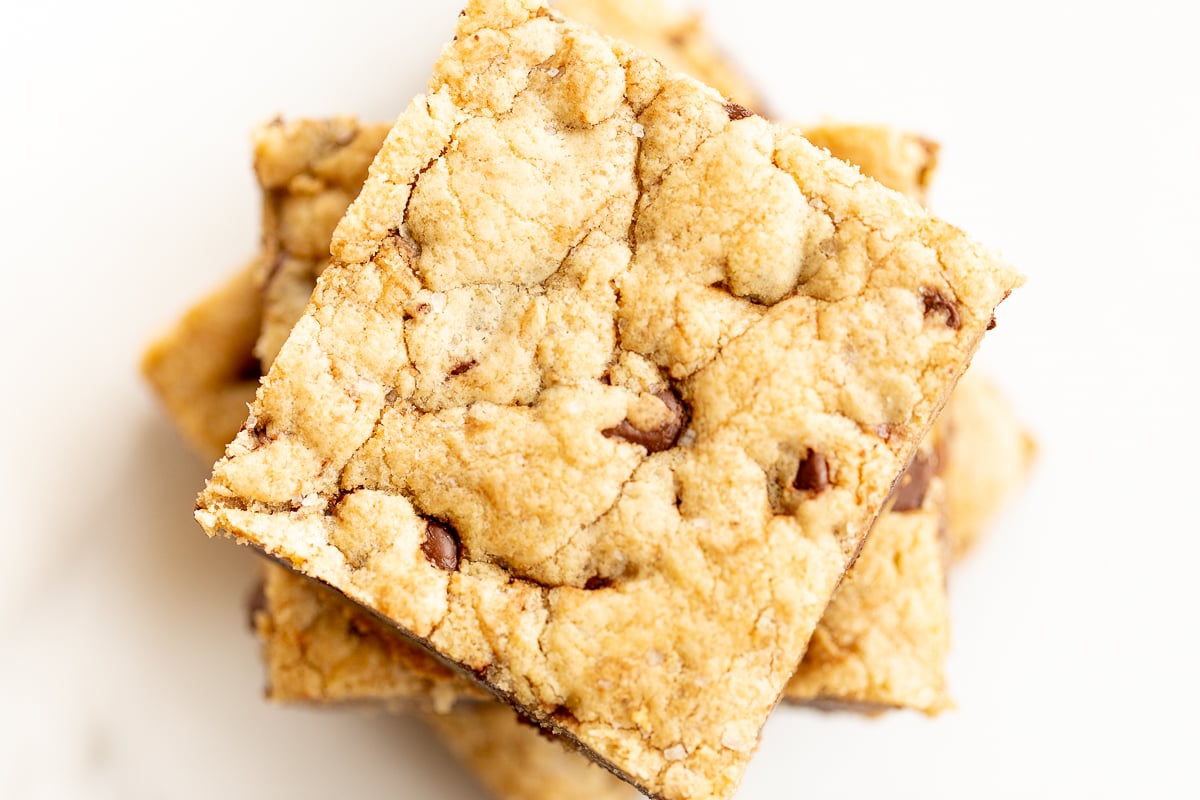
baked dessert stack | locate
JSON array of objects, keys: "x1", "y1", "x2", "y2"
[{"x1": 142, "y1": 1, "x2": 1033, "y2": 798}]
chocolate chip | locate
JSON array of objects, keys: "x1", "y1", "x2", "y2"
[
  {"x1": 583, "y1": 576, "x2": 613, "y2": 591},
  {"x1": 889, "y1": 451, "x2": 937, "y2": 512},
  {"x1": 235, "y1": 355, "x2": 262, "y2": 382},
  {"x1": 986, "y1": 315, "x2": 997, "y2": 331},
  {"x1": 602, "y1": 389, "x2": 687, "y2": 453},
  {"x1": 449, "y1": 359, "x2": 478, "y2": 376},
  {"x1": 921, "y1": 288, "x2": 961, "y2": 330},
  {"x1": 723, "y1": 102, "x2": 754, "y2": 121},
  {"x1": 421, "y1": 520, "x2": 460, "y2": 571},
  {"x1": 793, "y1": 449, "x2": 830, "y2": 493}
]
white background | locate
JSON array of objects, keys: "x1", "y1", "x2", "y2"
[{"x1": 2, "y1": 0, "x2": 1198, "y2": 797}]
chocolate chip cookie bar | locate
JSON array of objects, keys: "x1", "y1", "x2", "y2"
[
  {"x1": 253, "y1": 117, "x2": 392, "y2": 367},
  {"x1": 804, "y1": 124, "x2": 939, "y2": 206},
  {"x1": 939, "y1": 372, "x2": 1036, "y2": 558},
  {"x1": 246, "y1": 112, "x2": 960, "y2": 721},
  {"x1": 194, "y1": 3, "x2": 1020, "y2": 796},
  {"x1": 141, "y1": 261, "x2": 263, "y2": 459},
  {"x1": 425, "y1": 703, "x2": 641, "y2": 800},
  {"x1": 252, "y1": 564, "x2": 483, "y2": 710},
  {"x1": 554, "y1": 0, "x2": 761, "y2": 112},
  {"x1": 784, "y1": 443, "x2": 950, "y2": 713}
]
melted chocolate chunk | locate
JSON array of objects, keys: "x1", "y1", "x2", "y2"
[
  {"x1": 986, "y1": 315, "x2": 997, "y2": 331},
  {"x1": 921, "y1": 288, "x2": 962, "y2": 330},
  {"x1": 421, "y1": 520, "x2": 461, "y2": 571},
  {"x1": 602, "y1": 389, "x2": 687, "y2": 453},
  {"x1": 793, "y1": 449, "x2": 830, "y2": 493},
  {"x1": 583, "y1": 576, "x2": 613, "y2": 591},
  {"x1": 723, "y1": 102, "x2": 754, "y2": 121},
  {"x1": 448, "y1": 359, "x2": 478, "y2": 376},
  {"x1": 889, "y1": 451, "x2": 937, "y2": 512}
]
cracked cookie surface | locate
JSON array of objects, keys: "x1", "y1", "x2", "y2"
[{"x1": 195, "y1": 2, "x2": 1020, "y2": 797}]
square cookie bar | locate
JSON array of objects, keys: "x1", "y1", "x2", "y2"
[
  {"x1": 195, "y1": 3, "x2": 1020, "y2": 797},
  {"x1": 553, "y1": 0, "x2": 761, "y2": 111},
  {"x1": 243, "y1": 115, "x2": 957, "y2": 727}
]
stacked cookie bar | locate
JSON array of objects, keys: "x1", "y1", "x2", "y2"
[{"x1": 143, "y1": 1, "x2": 1033, "y2": 798}]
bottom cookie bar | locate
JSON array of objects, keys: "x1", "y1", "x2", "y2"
[
  {"x1": 141, "y1": 260, "x2": 263, "y2": 458},
  {"x1": 939, "y1": 373, "x2": 1037, "y2": 558},
  {"x1": 254, "y1": 564, "x2": 484, "y2": 711},
  {"x1": 784, "y1": 446, "x2": 950, "y2": 713},
  {"x1": 425, "y1": 704, "x2": 641, "y2": 800}
]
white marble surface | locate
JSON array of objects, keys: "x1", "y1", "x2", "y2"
[{"x1": 2, "y1": 1, "x2": 1198, "y2": 797}]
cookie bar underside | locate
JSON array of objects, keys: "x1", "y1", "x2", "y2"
[{"x1": 196, "y1": 3, "x2": 1020, "y2": 798}]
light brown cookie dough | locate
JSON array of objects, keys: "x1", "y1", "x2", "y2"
[
  {"x1": 195, "y1": 3, "x2": 1019, "y2": 798},
  {"x1": 141, "y1": 261, "x2": 263, "y2": 460},
  {"x1": 803, "y1": 123, "x2": 940, "y2": 205},
  {"x1": 939, "y1": 372, "x2": 1037, "y2": 558}
]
